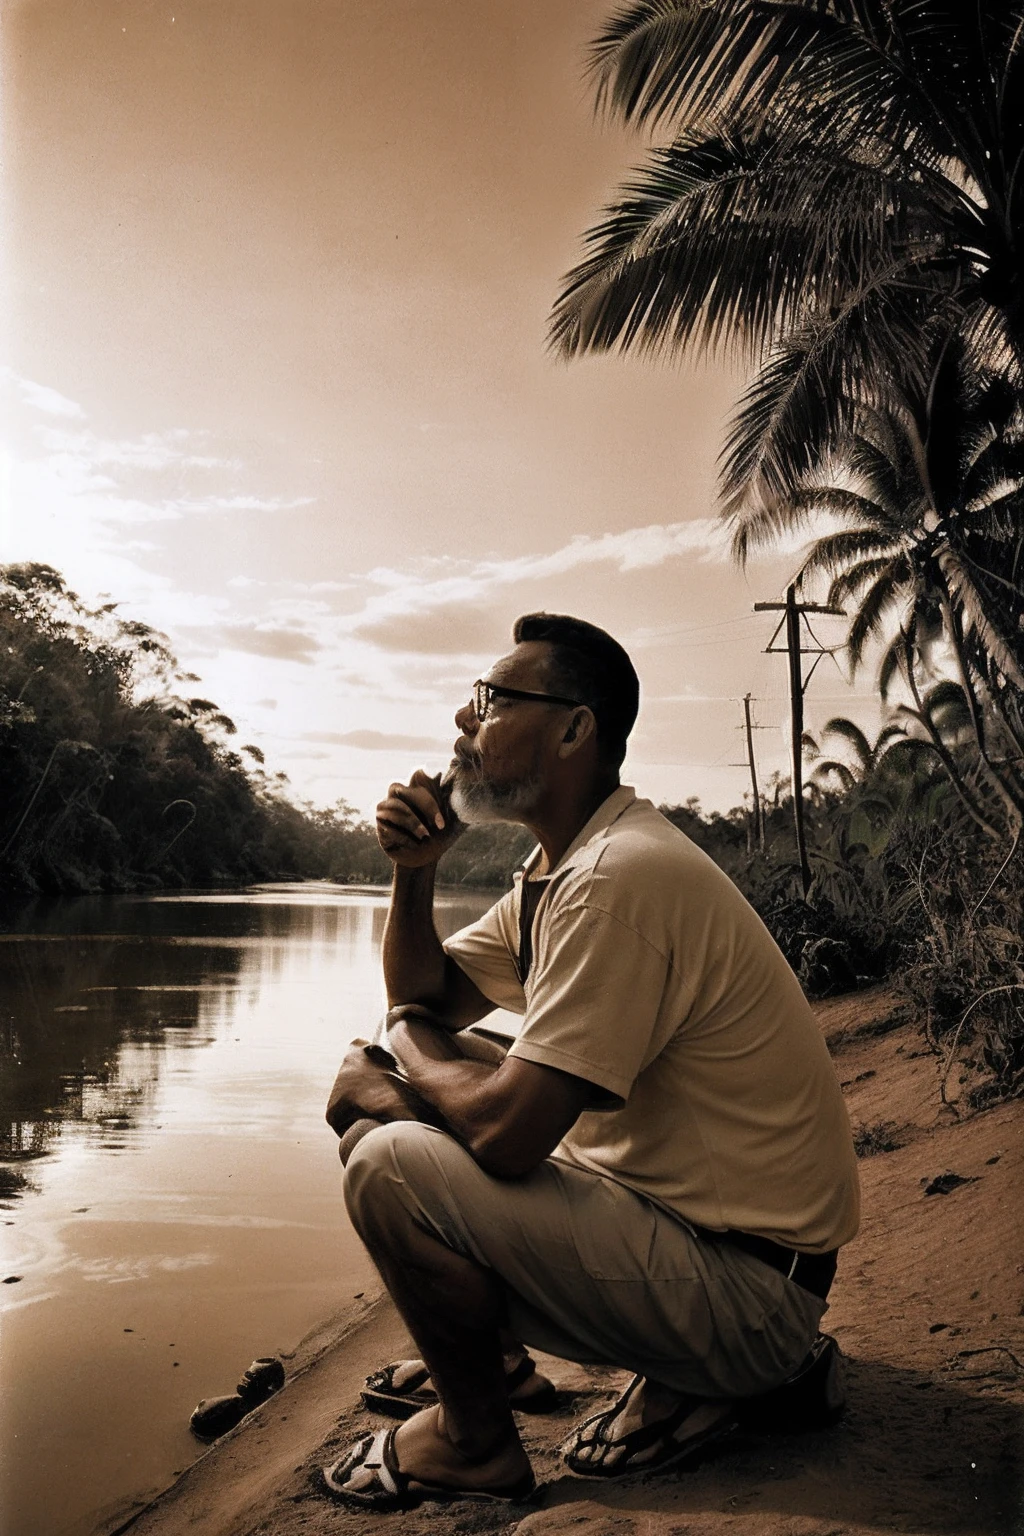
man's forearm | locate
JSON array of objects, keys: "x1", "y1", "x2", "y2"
[
  {"x1": 382, "y1": 864, "x2": 447, "y2": 1009},
  {"x1": 386, "y1": 1014, "x2": 589, "y2": 1180},
  {"x1": 386, "y1": 1015, "x2": 511, "y2": 1166}
]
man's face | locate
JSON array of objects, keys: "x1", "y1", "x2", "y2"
[{"x1": 449, "y1": 641, "x2": 569, "y2": 825}]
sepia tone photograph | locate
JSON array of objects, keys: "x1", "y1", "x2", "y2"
[{"x1": 1, "y1": 3, "x2": 1022, "y2": 1534}]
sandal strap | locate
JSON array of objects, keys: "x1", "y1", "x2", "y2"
[
  {"x1": 566, "y1": 1378, "x2": 714, "y2": 1469},
  {"x1": 325, "y1": 1426, "x2": 534, "y2": 1507},
  {"x1": 366, "y1": 1353, "x2": 537, "y2": 1401},
  {"x1": 365, "y1": 1360, "x2": 432, "y2": 1396},
  {"x1": 504, "y1": 1355, "x2": 538, "y2": 1393},
  {"x1": 324, "y1": 1427, "x2": 408, "y2": 1502},
  {"x1": 366, "y1": 1428, "x2": 405, "y2": 1496}
]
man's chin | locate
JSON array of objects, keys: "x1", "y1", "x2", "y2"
[
  {"x1": 450, "y1": 777, "x2": 538, "y2": 827},
  {"x1": 449, "y1": 784, "x2": 514, "y2": 827}
]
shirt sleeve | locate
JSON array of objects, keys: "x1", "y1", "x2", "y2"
[
  {"x1": 442, "y1": 888, "x2": 526, "y2": 1014},
  {"x1": 507, "y1": 900, "x2": 673, "y2": 1102}
]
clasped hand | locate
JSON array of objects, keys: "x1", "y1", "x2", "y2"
[
  {"x1": 375, "y1": 769, "x2": 462, "y2": 867},
  {"x1": 324, "y1": 1039, "x2": 420, "y2": 1138}
]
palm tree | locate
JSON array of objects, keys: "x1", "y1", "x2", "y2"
[
  {"x1": 805, "y1": 716, "x2": 910, "y2": 792},
  {"x1": 551, "y1": 1, "x2": 1024, "y2": 510},
  {"x1": 729, "y1": 335, "x2": 1018, "y2": 823},
  {"x1": 806, "y1": 685, "x2": 1003, "y2": 835}
]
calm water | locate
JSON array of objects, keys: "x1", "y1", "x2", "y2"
[{"x1": 0, "y1": 883, "x2": 501, "y2": 1536}]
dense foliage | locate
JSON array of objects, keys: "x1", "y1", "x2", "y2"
[
  {"x1": 0, "y1": 563, "x2": 390, "y2": 892},
  {"x1": 669, "y1": 732, "x2": 1024, "y2": 1109}
]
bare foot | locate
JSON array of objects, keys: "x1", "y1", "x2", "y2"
[
  {"x1": 568, "y1": 1376, "x2": 734, "y2": 1473},
  {"x1": 393, "y1": 1405, "x2": 533, "y2": 1495}
]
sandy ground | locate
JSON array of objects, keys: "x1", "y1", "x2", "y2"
[{"x1": 112, "y1": 988, "x2": 1023, "y2": 1536}]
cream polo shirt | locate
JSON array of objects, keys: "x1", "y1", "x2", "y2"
[{"x1": 443, "y1": 787, "x2": 860, "y2": 1253}]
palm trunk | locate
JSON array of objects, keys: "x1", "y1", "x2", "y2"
[
  {"x1": 942, "y1": 600, "x2": 1024, "y2": 827},
  {"x1": 902, "y1": 633, "x2": 1002, "y2": 839}
]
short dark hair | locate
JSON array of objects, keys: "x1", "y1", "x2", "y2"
[{"x1": 512, "y1": 612, "x2": 639, "y2": 768}]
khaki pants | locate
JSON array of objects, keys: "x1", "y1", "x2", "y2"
[{"x1": 343, "y1": 1120, "x2": 827, "y2": 1400}]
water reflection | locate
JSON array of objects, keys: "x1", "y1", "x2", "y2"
[
  {"x1": 0, "y1": 882, "x2": 499, "y2": 1536},
  {"x1": 0, "y1": 928, "x2": 243, "y2": 1180},
  {"x1": 0, "y1": 884, "x2": 494, "y2": 1196}
]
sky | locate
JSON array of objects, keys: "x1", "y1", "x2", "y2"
[{"x1": 1, "y1": 0, "x2": 876, "y2": 820}]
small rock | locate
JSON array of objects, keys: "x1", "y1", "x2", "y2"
[
  {"x1": 2, "y1": 1275, "x2": 22, "y2": 1284},
  {"x1": 923, "y1": 1172, "x2": 976, "y2": 1196}
]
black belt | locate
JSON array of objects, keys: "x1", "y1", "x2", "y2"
[{"x1": 709, "y1": 1229, "x2": 838, "y2": 1300}]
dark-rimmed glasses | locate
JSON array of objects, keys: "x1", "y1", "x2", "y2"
[{"x1": 472, "y1": 679, "x2": 581, "y2": 722}]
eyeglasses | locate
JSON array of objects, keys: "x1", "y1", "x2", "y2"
[{"x1": 472, "y1": 679, "x2": 582, "y2": 722}]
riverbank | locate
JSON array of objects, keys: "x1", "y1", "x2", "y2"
[{"x1": 111, "y1": 987, "x2": 1023, "y2": 1536}]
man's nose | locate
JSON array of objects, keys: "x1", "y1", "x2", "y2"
[{"x1": 454, "y1": 699, "x2": 478, "y2": 732}]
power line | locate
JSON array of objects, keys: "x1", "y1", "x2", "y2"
[
  {"x1": 754, "y1": 588, "x2": 845, "y2": 897},
  {"x1": 639, "y1": 614, "x2": 763, "y2": 640}
]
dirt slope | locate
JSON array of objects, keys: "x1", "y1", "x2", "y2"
[{"x1": 117, "y1": 988, "x2": 1024, "y2": 1536}]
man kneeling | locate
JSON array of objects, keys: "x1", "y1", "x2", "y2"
[{"x1": 323, "y1": 613, "x2": 859, "y2": 1510}]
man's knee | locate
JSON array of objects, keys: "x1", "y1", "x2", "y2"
[{"x1": 342, "y1": 1119, "x2": 451, "y2": 1247}]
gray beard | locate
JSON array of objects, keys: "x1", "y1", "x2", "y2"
[{"x1": 450, "y1": 766, "x2": 543, "y2": 827}]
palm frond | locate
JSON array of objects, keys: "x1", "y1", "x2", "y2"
[
  {"x1": 732, "y1": 489, "x2": 893, "y2": 565},
  {"x1": 820, "y1": 715, "x2": 873, "y2": 771},
  {"x1": 825, "y1": 554, "x2": 906, "y2": 611},
  {"x1": 587, "y1": 0, "x2": 731, "y2": 127},
  {"x1": 796, "y1": 524, "x2": 901, "y2": 582},
  {"x1": 878, "y1": 630, "x2": 909, "y2": 699},
  {"x1": 922, "y1": 678, "x2": 976, "y2": 739},
  {"x1": 875, "y1": 719, "x2": 911, "y2": 752},
  {"x1": 719, "y1": 277, "x2": 945, "y2": 512},
  {"x1": 847, "y1": 566, "x2": 910, "y2": 668},
  {"x1": 811, "y1": 759, "x2": 857, "y2": 791},
  {"x1": 549, "y1": 127, "x2": 915, "y2": 364},
  {"x1": 938, "y1": 546, "x2": 1024, "y2": 689}
]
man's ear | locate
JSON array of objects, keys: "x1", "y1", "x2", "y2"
[{"x1": 558, "y1": 708, "x2": 596, "y2": 758}]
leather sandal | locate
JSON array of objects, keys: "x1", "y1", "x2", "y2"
[
  {"x1": 189, "y1": 1356, "x2": 286, "y2": 1441},
  {"x1": 563, "y1": 1374, "x2": 738, "y2": 1477},
  {"x1": 361, "y1": 1353, "x2": 556, "y2": 1419},
  {"x1": 322, "y1": 1425, "x2": 537, "y2": 1509}
]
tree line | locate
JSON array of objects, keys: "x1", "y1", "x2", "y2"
[{"x1": 0, "y1": 563, "x2": 388, "y2": 892}]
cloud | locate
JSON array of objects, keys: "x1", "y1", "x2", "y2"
[
  {"x1": 2, "y1": 373, "x2": 311, "y2": 543},
  {"x1": 348, "y1": 521, "x2": 732, "y2": 655},
  {"x1": 210, "y1": 625, "x2": 322, "y2": 663},
  {"x1": 301, "y1": 729, "x2": 452, "y2": 753},
  {"x1": 5, "y1": 372, "x2": 87, "y2": 419},
  {"x1": 355, "y1": 601, "x2": 508, "y2": 656},
  {"x1": 166, "y1": 495, "x2": 314, "y2": 515},
  {"x1": 37, "y1": 426, "x2": 241, "y2": 474}
]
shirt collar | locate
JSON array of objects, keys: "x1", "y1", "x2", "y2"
[{"x1": 518, "y1": 785, "x2": 636, "y2": 883}]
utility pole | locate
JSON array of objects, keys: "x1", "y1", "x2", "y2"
[
  {"x1": 730, "y1": 696, "x2": 769, "y2": 855},
  {"x1": 754, "y1": 587, "x2": 844, "y2": 898},
  {"x1": 742, "y1": 693, "x2": 764, "y2": 854}
]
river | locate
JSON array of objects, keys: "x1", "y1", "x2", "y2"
[{"x1": 0, "y1": 882, "x2": 502, "y2": 1536}]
